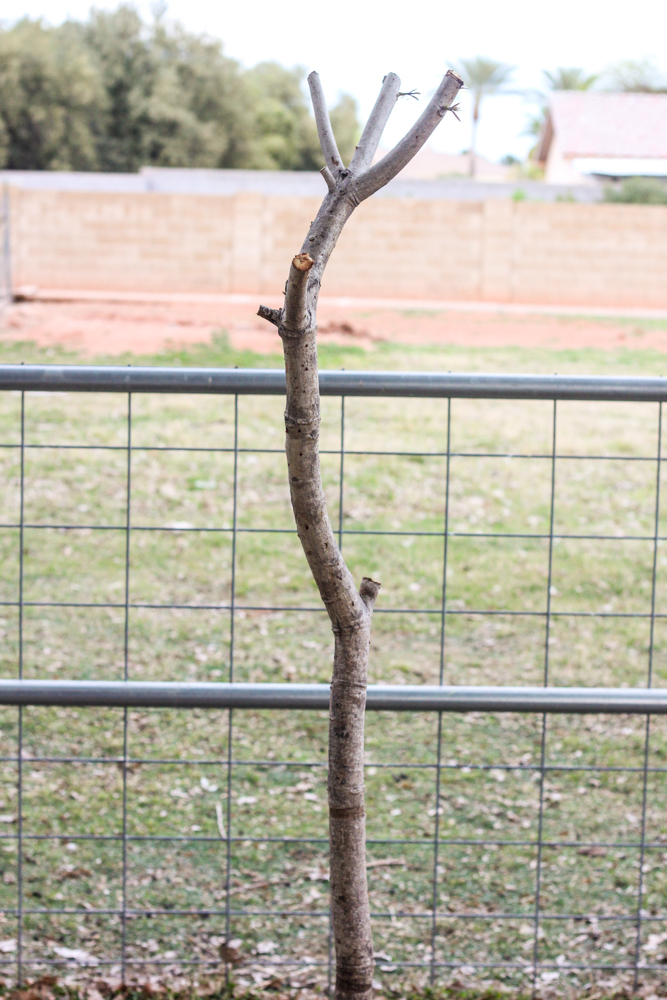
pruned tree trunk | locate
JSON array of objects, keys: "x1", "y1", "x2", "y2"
[{"x1": 258, "y1": 66, "x2": 463, "y2": 1000}]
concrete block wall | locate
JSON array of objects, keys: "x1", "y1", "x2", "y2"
[{"x1": 8, "y1": 187, "x2": 667, "y2": 307}]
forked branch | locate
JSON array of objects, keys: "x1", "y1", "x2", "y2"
[
  {"x1": 356, "y1": 69, "x2": 464, "y2": 200},
  {"x1": 308, "y1": 71, "x2": 344, "y2": 172},
  {"x1": 349, "y1": 71, "x2": 401, "y2": 173},
  {"x1": 257, "y1": 66, "x2": 463, "y2": 1000}
]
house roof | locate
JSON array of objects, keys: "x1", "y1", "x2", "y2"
[{"x1": 538, "y1": 91, "x2": 667, "y2": 161}]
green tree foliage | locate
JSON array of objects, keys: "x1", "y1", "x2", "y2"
[
  {"x1": 605, "y1": 58, "x2": 667, "y2": 93},
  {"x1": 72, "y1": 6, "x2": 255, "y2": 171},
  {"x1": 0, "y1": 5, "x2": 360, "y2": 172},
  {"x1": 603, "y1": 177, "x2": 667, "y2": 205},
  {"x1": 329, "y1": 94, "x2": 362, "y2": 167},
  {"x1": 244, "y1": 62, "x2": 321, "y2": 170},
  {"x1": 0, "y1": 18, "x2": 102, "y2": 170},
  {"x1": 243, "y1": 63, "x2": 358, "y2": 170},
  {"x1": 543, "y1": 67, "x2": 598, "y2": 91}
]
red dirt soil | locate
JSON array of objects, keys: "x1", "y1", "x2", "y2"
[{"x1": 2, "y1": 293, "x2": 667, "y2": 357}]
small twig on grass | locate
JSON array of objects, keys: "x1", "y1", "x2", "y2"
[
  {"x1": 215, "y1": 802, "x2": 226, "y2": 840},
  {"x1": 227, "y1": 878, "x2": 271, "y2": 897},
  {"x1": 365, "y1": 857, "x2": 406, "y2": 870}
]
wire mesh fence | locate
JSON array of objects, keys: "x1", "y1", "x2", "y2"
[{"x1": 0, "y1": 367, "x2": 666, "y2": 995}]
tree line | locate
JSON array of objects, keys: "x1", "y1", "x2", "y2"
[{"x1": 0, "y1": 5, "x2": 360, "y2": 172}]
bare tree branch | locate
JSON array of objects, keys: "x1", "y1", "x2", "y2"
[
  {"x1": 356, "y1": 69, "x2": 463, "y2": 201},
  {"x1": 257, "y1": 65, "x2": 463, "y2": 1000},
  {"x1": 350, "y1": 72, "x2": 401, "y2": 173},
  {"x1": 257, "y1": 304, "x2": 282, "y2": 327},
  {"x1": 320, "y1": 165, "x2": 336, "y2": 192},
  {"x1": 308, "y1": 71, "x2": 344, "y2": 171}
]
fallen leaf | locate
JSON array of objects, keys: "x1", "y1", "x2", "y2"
[
  {"x1": 52, "y1": 946, "x2": 99, "y2": 965},
  {"x1": 644, "y1": 932, "x2": 667, "y2": 953},
  {"x1": 58, "y1": 866, "x2": 92, "y2": 880},
  {"x1": 219, "y1": 942, "x2": 243, "y2": 964},
  {"x1": 227, "y1": 878, "x2": 269, "y2": 896}
]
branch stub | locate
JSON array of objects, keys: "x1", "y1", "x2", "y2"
[
  {"x1": 359, "y1": 577, "x2": 382, "y2": 611},
  {"x1": 293, "y1": 253, "x2": 315, "y2": 272}
]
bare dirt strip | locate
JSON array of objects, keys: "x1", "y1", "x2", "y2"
[{"x1": 2, "y1": 291, "x2": 667, "y2": 356}]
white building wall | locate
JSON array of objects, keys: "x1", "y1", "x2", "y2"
[{"x1": 545, "y1": 135, "x2": 595, "y2": 185}]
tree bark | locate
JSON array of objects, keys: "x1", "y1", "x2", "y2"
[{"x1": 258, "y1": 67, "x2": 463, "y2": 1000}]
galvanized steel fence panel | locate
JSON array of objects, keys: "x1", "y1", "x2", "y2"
[{"x1": 0, "y1": 366, "x2": 666, "y2": 992}]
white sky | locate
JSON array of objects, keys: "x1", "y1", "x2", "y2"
[{"x1": 9, "y1": 0, "x2": 667, "y2": 162}]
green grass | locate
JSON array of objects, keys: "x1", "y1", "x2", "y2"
[
  {"x1": 3, "y1": 323, "x2": 667, "y2": 374},
  {"x1": 0, "y1": 330, "x2": 667, "y2": 997}
]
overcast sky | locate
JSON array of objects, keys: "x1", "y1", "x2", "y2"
[{"x1": 10, "y1": 0, "x2": 667, "y2": 162}]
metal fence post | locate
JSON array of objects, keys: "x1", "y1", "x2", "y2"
[
  {"x1": 224, "y1": 394, "x2": 239, "y2": 979},
  {"x1": 16, "y1": 391, "x2": 25, "y2": 986},
  {"x1": 121, "y1": 391, "x2": 132, "y2": 981},
  {"x1": 430, "y1": 397, "x2": 452, "y2": 985},
  {"x1": 633, "y1": 401, "x2": 663, "y2": 988},
  {"x1": 532, "y1": 399, "x2": 558, "y2": 994}
]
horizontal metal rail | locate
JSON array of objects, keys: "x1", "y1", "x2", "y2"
[
  {"x1": 1, "y1": 680, "x2": 666, "y2": 713},
  {"x1": 3, "y1": 364, "x2": 667, "y2": 400}
]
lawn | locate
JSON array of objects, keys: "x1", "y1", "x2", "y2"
[{"x1": 0, "y1": 331, "x2": 666, "y2": 998}]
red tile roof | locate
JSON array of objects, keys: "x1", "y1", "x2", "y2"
[{"x1": 548, "y1": 91, "x2": 667, "y2": 158}]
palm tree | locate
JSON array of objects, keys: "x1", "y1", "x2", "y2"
[
  {"x1": 524, "y1": 67, "x2": 598, "y2": 151},
  {"x1": 453, "y1": 57, "x2": 514, "y2": 177},
  {"x1": 543, "y1": 67, "x2": 598, "y2": 91}
]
